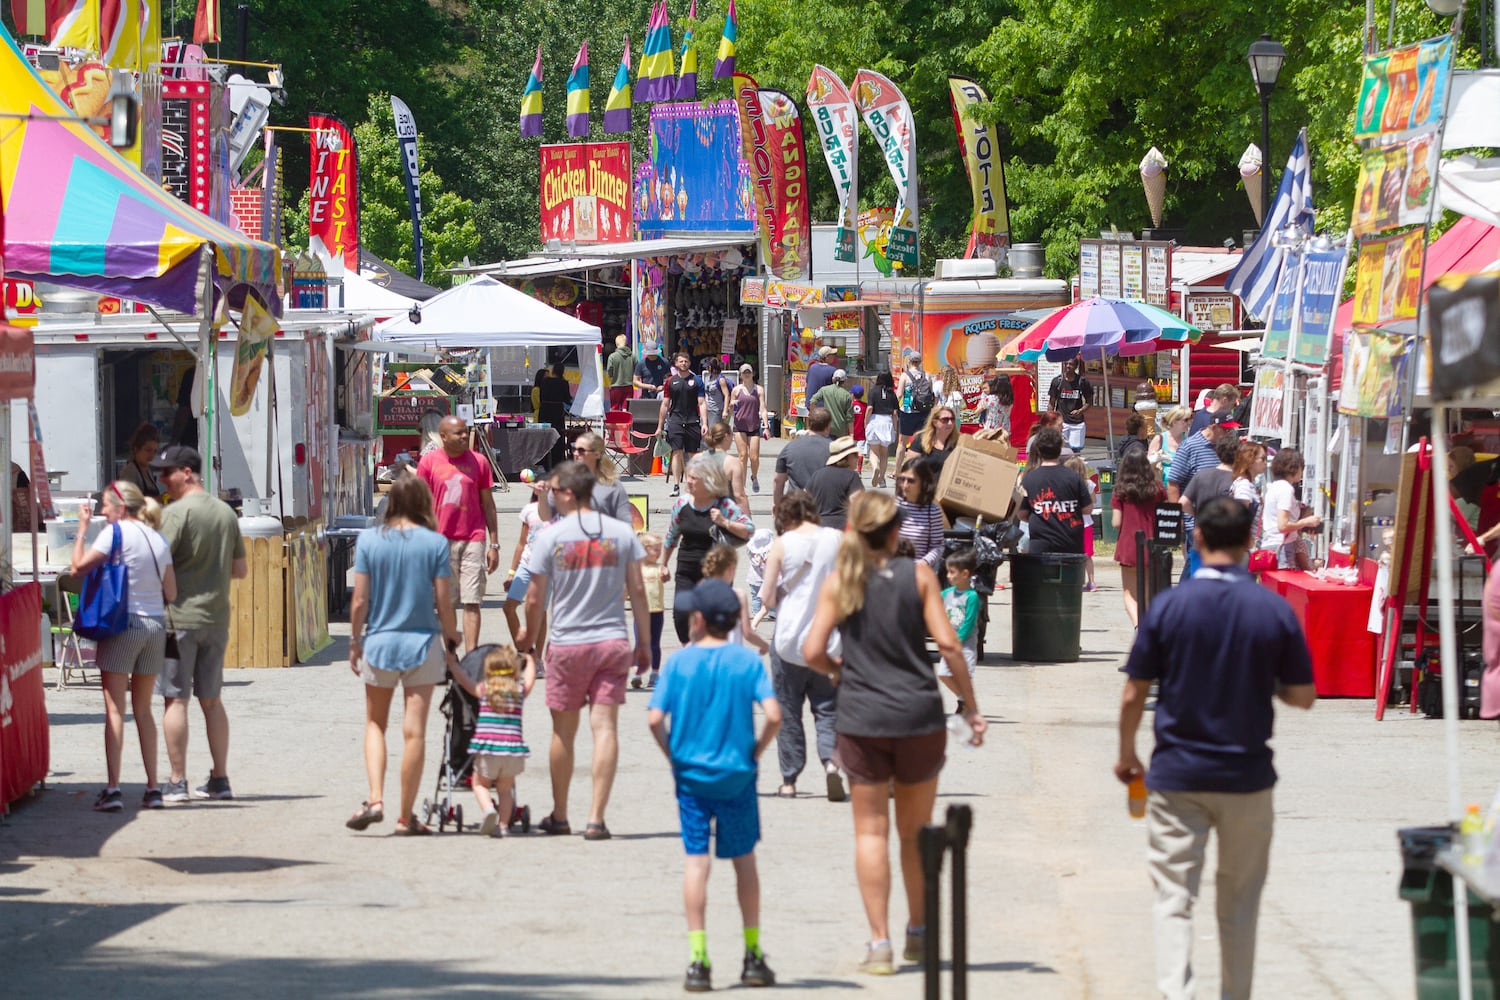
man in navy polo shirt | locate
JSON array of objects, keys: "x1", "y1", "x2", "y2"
[{"x1": 1114, "y1": 497, "x2": 1315, "y2": 1000}]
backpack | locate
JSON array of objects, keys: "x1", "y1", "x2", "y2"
[
  {"x1": 910, "y1": 373, "x2": 935, "y2": 412},
  {"x1": 75, "y1": 523, "x2": 130, "y2": 641}
]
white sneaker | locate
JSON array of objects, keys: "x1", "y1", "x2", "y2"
[
  {"x1": 478, "y1": 808, "x2": 499, "y2": 837},
  {"x1": 751, "y1": 476, "x2": 760, "y2": 493}
]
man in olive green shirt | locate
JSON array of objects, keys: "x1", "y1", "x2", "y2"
[
  {"x1": 605, "y1": 334, "x2": 635, "y2": 411},
  {"x1": 809, "y1": 369, "x2": 855, "y2": 438},
  {"x1": 149, "y1": 445, "x2": 248, "y2": 803}
]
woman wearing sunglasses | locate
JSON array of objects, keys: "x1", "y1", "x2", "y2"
[
  {"x1": 906, "y1": 405, "x2": 959, "y2": 474},
  {"x1": 540, "y1": 432, "x2": 633, "y2": 525}
]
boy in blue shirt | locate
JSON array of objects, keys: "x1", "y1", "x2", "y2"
[
  {"x1": 648, "y1": 579, "x2": 783, "y2": 993},
  {"x1": 942, "y1": 547, "x2": 982, "y2": 715}
]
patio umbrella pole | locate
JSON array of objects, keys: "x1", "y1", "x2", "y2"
[{"x1": 1102, "y1": 363, "x2": 1115, "y2": 456}]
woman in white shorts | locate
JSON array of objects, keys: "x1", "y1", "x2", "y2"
[
  {"x1": 71, "y1": 482, "x2": 175, "y2": 813},
  {"x1": 865, "y1": 371, "x2": 899, "y2": 488}
]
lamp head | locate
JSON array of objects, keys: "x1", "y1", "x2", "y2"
[
  {"x1": 107, "y1": 70, "x2": 138, "y2": 149},
  {"x1": 1425, "y1": 0, "x2": 1461, "y2": 14},
  {"x1": 408, "y1": 305, "x2": 422, "y2": 325},
  {"x1": 1248, "y1": 34, "x2": 1286, "y2": 97}
]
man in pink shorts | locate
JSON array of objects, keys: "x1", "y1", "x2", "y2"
[{"x1": 519, "y1": 461, "x2": 651, "y2": 841}]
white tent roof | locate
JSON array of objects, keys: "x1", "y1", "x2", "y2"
[
  {"x1": 374, "y1": 275, "x2": 605, "y2": 418},
  {"x1": 340, "y1": 271, "x2": 419, "y2": 312},
  {"x1": 376, "y1": 275, "x2": 601, "y2": 347}
]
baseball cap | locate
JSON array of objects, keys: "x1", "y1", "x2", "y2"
[
  {"x1": 827, "y1": 435, "x2": 860, "y2": 465},
  {"x1": 673, "y1": 578, "x2": 741, "y2": 631},
  {"x1": 850, "y1": 384, "x2": 864, "y2": 398},
  {"x1": 833, "y1": 368, "x2": 847, "y2": 382},
  {"x1": 1211, "y1": 410, "x2": 1241, "y2": 429},
  {"x1": 739, "y1": 363, "x2": 754, "y2": 374},
  {"x1": 149, "y1": 444, "x2": 202, "y2": 473},
  {"x1": 818, "y1": 345, "x2": 838, "y2": 357},
  {"x1": 644, "y1": 342, "x2": 660, "y2": 356}
]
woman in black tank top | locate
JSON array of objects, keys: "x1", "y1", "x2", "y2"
[{"x1": 801, "y1": 491, "x2": 986, "y2": 973}]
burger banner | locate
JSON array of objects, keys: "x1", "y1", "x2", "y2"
[
  {"x1": 307, "y1": 114, "x2": 358, "y2": 270},
  {"x1": 852, "y1": 69, "x2": 919, "y2": 269},
  {"x1": 806, "y1": 65, "x2": 859, "y2": 263},
  {"x1": 1352, "y1": 132, "x2": 1438, "y2": 237}
]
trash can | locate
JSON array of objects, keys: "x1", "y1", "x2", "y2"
[
  {"x1": 1009, "y1": 553, "x2": 1086, "y2": 662},
  {"x1": 1398, "y1": 824, "x2": 1500, "y2": 998},
  {"x1": 1095, "y1": 461, "x2": 1116, "y2": 543}
]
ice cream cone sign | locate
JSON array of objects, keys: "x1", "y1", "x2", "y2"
[
  {"x1": 1140, "y1": 147, "x2": 1168, "y2": 228},
  {"x1": 1239, "y1": 144, "x2": 1264, "y2": 225}
]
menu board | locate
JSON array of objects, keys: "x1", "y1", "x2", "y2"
[
  {"x1": 1077, "y1": 239, "x2": 1173, "y2": 306},
  {"x1": 1099, "y1": 243, "x2": 1122, "y2": 297},
  {"x1": 1184, "y1": 293, "x2": 1236, "y2": 332}
]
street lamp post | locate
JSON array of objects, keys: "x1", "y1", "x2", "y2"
[{"x1": 1248, "y1": 33, "x2": 1286, "y2": 222}]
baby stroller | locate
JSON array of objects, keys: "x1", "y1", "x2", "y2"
[
  {"x1": 940, "y1": 517, "x2": 1020, "y2": 658},
  {"x1": 421, "y1": 644, "x2": 531, "y2": 834}
]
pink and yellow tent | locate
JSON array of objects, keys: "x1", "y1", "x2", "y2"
[{"x1": 0, "y1": 25, "x2": 280, "y2": 315}]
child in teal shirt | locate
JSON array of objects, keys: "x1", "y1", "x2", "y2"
[{"x1": 942, "y1": 548, "x2": 982, "y2": 712}]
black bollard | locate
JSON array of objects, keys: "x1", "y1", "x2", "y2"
[
  {"x1": 1135, "y1": 530, "x2": 1149, "y2": 616},
  {"x1": 945, "y1": 804, "x2": 973, "y2": 999},
  {"x1": 919, "y1": 824, "x2": 947, "y2": 1000}
]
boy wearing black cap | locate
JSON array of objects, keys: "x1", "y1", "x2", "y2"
[{"x1": 648, "y1": 579, "x2": 783, "y2": 992}]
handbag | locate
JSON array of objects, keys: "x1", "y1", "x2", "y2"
[
  {"x1": 709, "y1": 499, "x2": 749, "y2": 548},
  {"x1": 75, "y1": 523, "x2": 131, "y2": 640},
  {"x1": 1247, "y1": 549, "x2": 1277, "y2": 574}
]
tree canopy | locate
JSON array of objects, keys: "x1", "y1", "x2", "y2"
[{"x1": 4, "y1": 0, "x2": 1479, "y2": 280}]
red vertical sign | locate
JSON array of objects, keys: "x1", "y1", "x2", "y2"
[{"x1": 307, "y1": 115, "x2": 359, "y2": 270}]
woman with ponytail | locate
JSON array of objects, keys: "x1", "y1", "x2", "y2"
[
  {"x1": 71, "y1": 480, "x2": 176, "y2": 812},
  {"x1": 801, "y1": 491, "x2": 986, "y2": 975}
]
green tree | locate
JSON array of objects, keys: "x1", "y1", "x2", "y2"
[{"x1": 288, "y1": 93, "x2": 480, "y2": 287}]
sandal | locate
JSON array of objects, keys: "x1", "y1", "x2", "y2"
[
  {"x1": 538, "y1": 813, "x2": 571, "y2": 836},
  {"x1": 346, "y1": 800, "x2": 384, "y2": 831},
  {"x1": 392, "y1": 817, "x2": 430, "y2": 836},
  {"x1": 776, "y1": 784, "x2": 797, "y2": 799},
  {"x1": 583, "y1": 822, "x2": 612, "y2": 841}
]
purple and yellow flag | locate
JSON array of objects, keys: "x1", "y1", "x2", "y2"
[
  {"x1": 634, "y1": 0, "x2": 675, "y2": 103},
  {"x1": 566, "y1": 41, "x2": 590, "y2": 138},
  {"x1": 519, "y1": 46, "x2": 543, "y2": 138},
  {"x1": 713, "y1": 0, "x2": 736, "y2": 79},
  {"x1": 672, "y1": 0, "x2": 697, "y2": 101},
  {"x1": 604, "y1": 36, "x2": 632, "y2": 133}
]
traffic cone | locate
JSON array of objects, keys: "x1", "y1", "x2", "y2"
[{"x1": 652, "y1": 455, "x2": 663, "y2": 476}]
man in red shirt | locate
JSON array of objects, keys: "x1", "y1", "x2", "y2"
[{"x1": 417, "y1": 416, "x2": 500, "y2": 652}]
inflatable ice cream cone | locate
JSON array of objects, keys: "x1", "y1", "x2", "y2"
[
  {"x1": 1139, "y1": 146, "x2": 1168, "y2": 228},
  {"x1": 1239, "y1": 144, "x2": 1264, "y2": 225}
]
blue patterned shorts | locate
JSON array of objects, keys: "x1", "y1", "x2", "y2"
[{"x1": 676, "y1": 782, "x2": 760, "y2": 859}]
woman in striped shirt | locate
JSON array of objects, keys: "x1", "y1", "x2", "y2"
[
  {"x1": 468, "y1": 646, "x2": 536, "y2": 838},
  {"x1": 895, "y1": 458, "x2": 947, "y2": 571}
]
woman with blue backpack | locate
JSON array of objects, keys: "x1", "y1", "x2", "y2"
[{"x1": 71, "y1": 480, "x2": 176, "y2": 813}]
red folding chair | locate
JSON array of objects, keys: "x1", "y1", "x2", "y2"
[{"x1": 603, "y1": 411, "x2": 653, "y2": 475}]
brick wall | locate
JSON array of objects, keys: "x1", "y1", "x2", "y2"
[{"x1": 230, "y1": 187, "x2": 263, "y2": 241}]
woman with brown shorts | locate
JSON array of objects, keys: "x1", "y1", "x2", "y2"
[{"x1": 801, "y1": 491, "x2": 987, "y2": 975}]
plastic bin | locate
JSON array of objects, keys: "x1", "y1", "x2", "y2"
[
  {"x1": 1009, "y1": 553, "x2": 1086, "y2": 662},
  {"x1": 1398, "y1": 824, "x2": 1500, "y2": 998}
]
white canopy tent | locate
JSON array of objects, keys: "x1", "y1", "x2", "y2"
[{"x1": 376, "y1": 275, "x2": 606, "y2": 417}]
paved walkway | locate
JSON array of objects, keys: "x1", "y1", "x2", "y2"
[{"x1": 0, "y1": 440, "x2": 1487, "y2": 998}]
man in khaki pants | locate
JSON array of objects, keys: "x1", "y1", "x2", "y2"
[{"x1": 1114, "y1": 497, "x2": 1316, "y2": 1000}]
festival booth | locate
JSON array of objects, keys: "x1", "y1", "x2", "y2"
[{"x1": 373, "y1": 275, "x2": 607, "y2": 478}]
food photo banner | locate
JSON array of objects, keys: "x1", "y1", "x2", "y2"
[
  {"x1": 806, "y1": 65, "x2": 859, "y2": 264},
  {"x1": 1352, "y1": 132, "x2": 1437, "y2": 237},
  {"x1": 1352, "y1": 230, "x2": 1424, "y2": 327},
  {"x1": 1354, "y1": 35, "x2": 1453, "y2": 140},
  {"x1": 541, "y1": 142, "x2": 633, "y2": 244},
  {"x1": 852, "y1": 69, "x2": 919, "y2": 269}
]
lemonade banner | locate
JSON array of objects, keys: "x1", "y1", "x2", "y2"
[
  {"x1": 1354, "y1": 35, "x2": 1453, "y2": 140},
  {"x1": 1352, "y1": 132, "x2": 1438, "y2": 237}
]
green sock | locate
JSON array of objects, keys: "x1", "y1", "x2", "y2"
[
  {"x1": 689, "y1": 930, "x2": 709, "y2": 965},
  {"x1": 744, "y1": 926, "x2": 761, "y2": 957}
]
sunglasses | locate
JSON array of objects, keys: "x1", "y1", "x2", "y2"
[
  {"x1": 936, "y1": 416, "x2": 954, "y2": 424},
  {"x1": 572, "y1": 446, "x2": 594, "y2": 456}
]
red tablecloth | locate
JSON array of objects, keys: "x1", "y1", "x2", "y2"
[
  {"x1": 1261, "y1": 570, "x2": 1377, "y2": 697},
  {"x1": 1, "y1": 583, "x2": 49, "y2": 809}
]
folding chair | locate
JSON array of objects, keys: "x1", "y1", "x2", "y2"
[
  {"x1": 603, "y1": 411, "x2": 653, "y2": 475},
  {"x1": 51, "y1": 573, "x2": 96, "y2": 689}
]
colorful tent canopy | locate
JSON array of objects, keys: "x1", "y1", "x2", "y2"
[{"x1": 0, "y1": 26, "x2": 280, "y2": 315}]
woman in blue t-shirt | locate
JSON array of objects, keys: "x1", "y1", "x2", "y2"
[{"x1": 347, "y1": 474, "x2": 469, "y2": 835}]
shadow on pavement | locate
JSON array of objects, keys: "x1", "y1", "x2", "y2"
[
  {"x1": 0, "y1": 943, "x2": 665, "y2": 998},
  {"x1": 147, "y1": 855, "x2": 319, "y2": 876}
]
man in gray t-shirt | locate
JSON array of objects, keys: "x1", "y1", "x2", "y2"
[
  {"x1": 774, "y1": 405, "x2": 833, "y2": 509},
  {"x1": 520, "y1": 461, "x2": 650, "y2": 837}
]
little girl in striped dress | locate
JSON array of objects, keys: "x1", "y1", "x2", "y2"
[{"x1": 469, "y1": 646, "x2": 535, "y2": 838}]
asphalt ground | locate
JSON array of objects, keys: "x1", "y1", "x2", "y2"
[{"x1": 0, "y1": 436, "x2": 1489, "y2": 998}]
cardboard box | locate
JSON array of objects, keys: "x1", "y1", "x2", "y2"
[{"x1": 934, "y1": 434, "x2": 1021, "y2": 524}]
